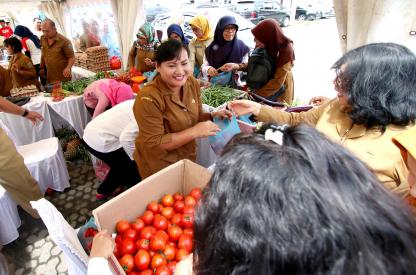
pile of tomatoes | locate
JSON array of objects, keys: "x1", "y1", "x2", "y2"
[{"x1": 114, "y1": 188, "x2": 202, "y2": 274}]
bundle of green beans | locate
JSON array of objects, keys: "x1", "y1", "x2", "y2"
[{"x1": 201, "y1": 86, "x2": 242, "y2": 108}]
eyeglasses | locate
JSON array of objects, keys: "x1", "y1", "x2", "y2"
[{"x1": 223, "y1": 27, "x2": 237, "y2": 33}]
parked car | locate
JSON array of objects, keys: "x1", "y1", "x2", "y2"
[
  {"x1": 145, "y1": 6, "x2": 171, "y2": 22},
  {"x1": 235, "y1": 0, "x2": 291, "y2": 27},
  {"x1": 296, "y1": 6, "x2": 319, "y2": 21},
  {"x1": 152, "y1": 7, "x2": 256, "y2": 49}
]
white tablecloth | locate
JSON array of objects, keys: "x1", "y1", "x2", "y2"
[
  {"x1": 71, "y1": 66, "x2": 96, "y2": 80},
  {"x1": 0, "y1": 186, "x2": 21, "y2": 245}
]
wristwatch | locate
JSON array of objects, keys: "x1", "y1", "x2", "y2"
[{"x1": 22, "y1": 109, "x2": 29, "y2": 117}]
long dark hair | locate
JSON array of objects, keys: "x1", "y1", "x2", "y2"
[
  {"x1": 193, "y1": 124, "x2": 416, "y2": 274},
  {"x1": 332, "y1": 43, "x2": 416, "y2": 131},
  {"x1": 14, "y1": 25, "x2": 41, "y2": 49}
]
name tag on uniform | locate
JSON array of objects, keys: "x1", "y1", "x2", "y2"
[
  {"x1": 191, "y1": 99, "x2": 195, "y2": 104},
  {"x1": 195, "y1": 45, "x2": 202, "y2": 49}
]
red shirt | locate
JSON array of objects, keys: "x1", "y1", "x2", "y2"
[{"x1": 0, "y1": 26, "x2": 13, "y2": 38}]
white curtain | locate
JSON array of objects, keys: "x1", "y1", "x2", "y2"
[
  {"x1": 333, "y1": 0, "x2": 416, "y2": 54},
  {"x1": 110, "y1": 0, "x2": 144, "y2": 70},
  {"x1": 39, "y1": 1, "x2": 67, "y2": 36}
]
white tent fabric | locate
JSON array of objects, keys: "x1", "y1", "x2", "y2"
[
  {"x1": 333, "y1": 0, "x2": 416, "y2": 53},
  {"x1": 110, "y1": 0, "x2": 144, "y2": 70},
  {"x1": 39, "y1": 1, "x2": 67, "y2": 35}
]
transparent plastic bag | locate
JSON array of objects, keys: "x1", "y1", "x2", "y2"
[
  {"x1": 208, "y1": 116, "x2": 241, "y2": 155},
  {"x1": 210, "y1": 71, "x2": 232, "y2": 86}
]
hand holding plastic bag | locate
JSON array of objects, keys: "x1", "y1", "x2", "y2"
[{"x1": 208, "y1": 116, "x2": 241, "y2": 155}]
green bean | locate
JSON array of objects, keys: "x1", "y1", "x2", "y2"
[{"x1": 201, "y1": 86, "x2": 241, "y2": 108}]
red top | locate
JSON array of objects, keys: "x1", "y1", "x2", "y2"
[{"x1": 0, "y1": 26, "x2": 13, "y2": 38}]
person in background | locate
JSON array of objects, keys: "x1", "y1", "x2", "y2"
[
  {"x1": 32, "y1": 17, "x2": 42, "y2": 39},
  {"x1": 249, "y1": 19, "x2": 295, "y2": 104},
  {"x1": 0, "y1": 66, "x2": 12, "y2": 97},
  {"x1": 133, "y1": 40, "x2": 231, "y2": 179},
  {"x1": 231, "y1": 43, "x2": 416, "y2": 197},
  {"x1": 13, "y1": 25, "x2": 43, "y2": 83},
  {"x1": 100, "y1": 23, "x2": 120, "y2": 57},
  {"x1": 0, "y1": 96, "x2": 43, "y2": 218},
  {"x1": 40, "y1": 19, "x2": 75, "y2": 84},
  {"x1": 0, "y1": 20, "x2": 13, "y2": 38},
  {"x1": 202, "y1": 16, "x2": 250, "y2": 86},
  {"x1": 83, "y1": 79, "x2": 134, "y2": 118},
  {"x1": 188, "y1": 15, "x2": 213, "y2": 77},
  {"x1": 82, "y1": 99, "x2": 140, "y2": 200},
  {"x1": 4, "y1": 37, "x2": 39, "y2": 97},
  {"x1": 128, "y1": 22, "x2": 159, "y2": 73},
  {"x1": 167, "y1": 23, "x2": 189, "y2": 46},
  {"x1": 79, "y1": 21, "x2": 100, "y2": 52}
]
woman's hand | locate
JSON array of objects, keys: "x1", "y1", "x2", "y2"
[
  {"x1": 229, "y1": 100, "x2": 262, "y2": 116},
  {"x1": 192, "y1": 121, "x2": 220, "y2": 138},
  {"x1": 144, "y1": 58, "x2": 154, "y2": 67},
  {"x1": 207, "y1": 67, "x2": 219, "y2": 77},
  {"x1": 198, "y1": 79, "x2": 211, "y2": 89},
  {"x1": 175, "y1": 254, "x2": 193, "y2": 275},
  {"x1": 220, "y1": 63, "x2": 238, "y2": 72},
  {"x1": 211, "y1": 109, "x2": 233, "y2": 120},
  {"x1": 26, "y1": 111, "x2": 44, "y2": 125},
  {"x1": 89, "y1": 230, "x2": 114, "y2": 259},
  {"x1": 12, "y1": 64, "x2": 20, "y2": 73},
  {"x1": 309, "y1": 96, "x2": 330, "y2": 106}
]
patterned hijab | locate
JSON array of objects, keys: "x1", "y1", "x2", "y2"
[
  {"x1": 189, "y1": 15, "x2": 213, "y2": 41},
  {"x1": 135, "y1": 22, "x2": 159, "y2": 51}
]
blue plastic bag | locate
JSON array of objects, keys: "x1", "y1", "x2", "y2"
[
  {"x1": 77, "y1": 217, "x2": 98, "y2": 255},
  {"x1": 210, "y1": 71, "x2": 232, "y2": 86},
  {"x1": 208, "y1": 116, "x2": 241, "y2": 155},
  {"x1": 143, "y1": 70, "x2": 158, "y2": 82}
]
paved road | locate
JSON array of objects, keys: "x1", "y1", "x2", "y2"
[{"x1": 284, "y1": 18, "x2": 342, "y2": 104}]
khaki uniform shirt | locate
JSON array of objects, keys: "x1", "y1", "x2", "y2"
[
  {"x1": 40, "y1": 33, "x2": 75, "y2": 83},
  {"x1": 133, "y1": 75, "x2": 203, "y2": 179},
  {"x1": 257, "y1": 99, "x2": 413, "y2": 197},
  {"x1": 128, "y1": 45, "x2": 155, "y2": 73},
  {"x1": 8, "y1": 53, "x2": 38, "y2": 89},
  {"x1": 188, "y1": 37, "x2": 213, "y2": 70},
  {"x1": 0, "y1": 66, "x2": 11, "y2": 97}
]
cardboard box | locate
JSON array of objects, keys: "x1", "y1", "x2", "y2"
[{"x1": 93, "y1": 159, "x2": 212, "y2": 274}]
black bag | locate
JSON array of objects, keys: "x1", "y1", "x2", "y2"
[
  {"x1": 246, "y1": 48, "x2": 275, "y2": 89},
  {"x1": 5, "y1": 96, "x2": 30, "y2": 106}
]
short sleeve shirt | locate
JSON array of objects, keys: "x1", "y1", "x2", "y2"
[{"x1": 41, "y1": 33, "x2": 75, "y2": 83}]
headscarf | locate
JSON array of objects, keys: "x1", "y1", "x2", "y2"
[
  {"x1": 205, "y1": 16, "x2": 250, "y2": 69},
  {"x1": 251, "y1": 19, "x2": 295, "y2": 68},
  {"x1": 100, "y1": 79, "x2": 134, "y2": 107},
  {"x1": 14, "y1": 25, "x2": 41, "y2": 49},
  {"x1": 135, "y1": 22, "x2": 159, "y2": 51},
  {"x1": 189, "y1": 15, "x2": 213, "y2": 41},
  {"x1": 167, "y1": 24, "x2": 189, "y2": 45}
]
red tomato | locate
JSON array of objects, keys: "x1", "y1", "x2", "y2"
[
  {"x1": 168, "y1": 226, "x2": 183, "y2": 242},
  {"x1": 134, "y1": 249, "x2": 150, "y2": 271},
  {"x1": 149, "y1": 250, "x2": 156, "y2": 258},
  {"x1": 131, "y1": 218, "x2": 145, "y2": 232},
  {"x1": 120, "y1": 238, "x2": 137, "y2": 256},
  {"x1": 189, "y1": 187, "x2": 202, "y2": 201},
  {"x1": 115, "y1": 235, "x2": 123, "y2": 244},
  {"x1": 140, "y1": 226, "x2": 157, "y2": 240},
  {"x1": 142, "y1": 210, "x2": 154, "y2": 225},
  {"x1": 183, "y1": 205, "x2": 195, "y2": 216},
  {"x1": 167, "y1": 241, "x2": 176, "y2": 247},
  {"x1": 161, "y1": 207, "x2": 175, "y2": 220},
  {"x1": 157, "y1": 204, "x2": 164, "y2": 213},
  {"x1": 153, "y1": 214, "x2": 168, "y2": 230},
  {"x1": 175, "y1": 248, "x2": 189, "y2": 261},
  {"x1": 163, "y1": 244, "x2": 176, "y2": 261},
  {"x1": 155, "y1": 230, "x2": 169, "y2": 242},
  {"x1": 178, "y1": 235, "x2": 193, "y2": 253},
  {"x1": 123, "y1": 228, "x2": 139, "y2": 242},
  {"x1": 119, "y1": 254, "x2": 134, "y2": 272},
  {"x1": 136, "y1": 238, "x2": 150, "y2": 251},
  {"x1": 150, "y1": 235, "x2": 166, "y2": 251},
  {"x1": 139, "y1": 270, "x2": 153, "y2": 275},
  {"x1": 161, "y1": 194, "x2": 174, "y2": 207},
  {"x1": 173, "y1": 201, "x2": 185, "y2": 214},
  {"x1": 167, "y1": 261, "x2": 177, "y2": 273},
  {"x1": 113, "y1": 243, "x2": 120, "y2": 259},
  {"x1": 183, "y1": 228, "x2": 194, "y2": 238},
  {"x1": 180, "y1": 213, "x2": 194, "y2": 229},
  {"x1": 171, "y1": 213, "x2": 182, "y2": 225},
  {"x1": 127, "y1": 271, "x2": 140, "y2": 275},
  {"x1": 184, "y1": 196, "x2": 197, "y2": 207},
  {"x1": 147, "y1": 201, "x2": 159, "y2": 213},
  {"x1": 151, "y1": 253, "x2": 167, "y2": 269},
  {"x1": 173, "y1": 192, "x2": 184, "y2": 201},
  {"x1": 155, "y1": 265, "x2": 172, "y2": 275},
  {"x1": 116, "y1": 220, "x2": 131, "y2": 234}
]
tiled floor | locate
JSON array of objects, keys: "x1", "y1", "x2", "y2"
[{"x1": 2, "y1": 160, "x2": 103, "y2": 275}]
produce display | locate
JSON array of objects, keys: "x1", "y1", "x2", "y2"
[
  {"x1": 75, "y1": 46, "x2": 111, "y2": 72},
  {"x1": 61, "y1": 71, "x2": 113, "y2": 95},
  {"x1": 114, "y1": 188, "x2": 202, "y2": 274},
  {"x1": 201, "y1": 85, "x2": 243, "y2": 108}
]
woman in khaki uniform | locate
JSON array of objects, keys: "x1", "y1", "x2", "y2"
[
  {"x1": 231, "y1": 43, "x2": 416, "y2": 197},
  {"x1": 188, "y1": 15, "x2": 213, "y2": 77},
  {"x1": 4, "y1": 37, "x2": 39, "y2": 97},
  {"x1": 0, "y1": 96, "x2": 43, "y2": 218},
  {"x1": 133, "y1": 40, "x2": 231, "y2": 179},
  {"x1": 128, "y1": 22, "x2": 159, "y2": 73}
]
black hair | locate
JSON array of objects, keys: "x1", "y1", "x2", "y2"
[
  {"x1": 4, "y1": 37, "x2": 23, "y2": 53},
  {"x1": 332, "y1": 42, "x2": 416, "y2": 131},
  {"x1": 193, "y1": 124, "x2": 416, "y2": 274},
  {"x1": 0, "y1": 20, "x2": 5, "y2": 23},
  {"x1": 154, "y1": 39, "x2": 189, "y2": 65}
]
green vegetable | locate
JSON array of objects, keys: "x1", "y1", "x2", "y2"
[{"x1": 201, "y1": 86, "x2": 242, "y2": 108}]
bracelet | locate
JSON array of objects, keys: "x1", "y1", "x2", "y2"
[{"x1": 22, "y1": 109, "x2": 29, "y2": 117}]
